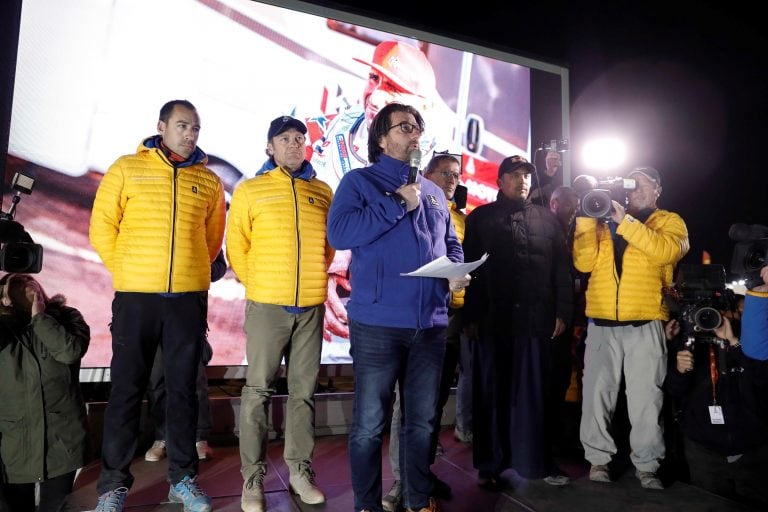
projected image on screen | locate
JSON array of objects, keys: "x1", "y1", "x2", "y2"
[{"x1": 6, "y1": 0, "x2": 537, "y2": 372}]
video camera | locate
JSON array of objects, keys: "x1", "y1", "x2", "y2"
[
  {"x1": 539, "y1": 139, "x2": 569, "y2": 153},
  {"x1": 665, "y1": 264, "x2": 734, "y2": 345},
  {"x1": 729, "y1": 223, "x2": 768, "y2": 289},
  {"x1": 0, "y1": 172, "x2": 43, "y2": 274},
  {"x1": 572, "y1": 174, "x2": 637, "y2": 220}
]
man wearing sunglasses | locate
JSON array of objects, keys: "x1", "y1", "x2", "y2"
[{"x1": 327, "y1": 103, "x2": 469, "y2": 512}]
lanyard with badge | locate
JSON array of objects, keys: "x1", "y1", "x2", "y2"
[{"x1": 707, "y1": 344, "x2": 725, "y2": 424}]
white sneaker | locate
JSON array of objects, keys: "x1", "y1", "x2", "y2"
[
  {"x1": 589, "y1": 464, "x2": 611, "y2": 483},
  {"x1": 636, "y1": 470, "x2": 664, "y2": 490},
  {"x1": 145, "y1": 440, "x2": 167, "y2": 462},
  {"x1": 196, "y1": 440, "x2": 214, "y2": 460}
]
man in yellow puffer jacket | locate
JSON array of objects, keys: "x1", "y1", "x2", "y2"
[
  {"x1": 89, "y1": 100, "x2": 225, "y2": 512},
  {"x1": 573, "y1": 166, "x2": 689, "y2": 490},
  {"x1": 226, "y1": 116, "x2": 334, "y2": 512}
]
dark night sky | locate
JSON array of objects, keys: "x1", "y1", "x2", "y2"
[{"x1": 308, "y1": 1, "x2": 768, "y2": 272}]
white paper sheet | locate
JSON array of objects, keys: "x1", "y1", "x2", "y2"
[{"x1": 401, "y1": 253, "x2": 489, "y2": 278}]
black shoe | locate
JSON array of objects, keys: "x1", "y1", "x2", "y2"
[
  {"x1": 432, "y1": 476, "x2": 452, "y2": 499},
  {"x1": 477, "y1": 470, "x2": 504, "y2": 491}
]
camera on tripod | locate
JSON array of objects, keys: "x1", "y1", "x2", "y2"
[
  {"x1": 665, "y1": 264, "x2": 734, "y2": 345},
  {"x1": 728, "y1": 223, "x2": 768, "y2": 290},
  {"x1": 572, "y1": 174, "x2": 637, "y2": 220},
  {"x1": 1, "y1": 172, "x2": 44, "y2": 274}
]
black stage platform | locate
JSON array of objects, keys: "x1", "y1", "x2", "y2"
[{"x1": 63, "y1": 428, "x2": 756, "y2": 512}]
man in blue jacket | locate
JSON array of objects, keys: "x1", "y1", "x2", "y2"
[{"x1": 327, "y1": 102, "x2": 469, "y2": 512}]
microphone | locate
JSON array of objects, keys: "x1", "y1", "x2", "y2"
[
  {"x1": 728, "y1": 223, "x2": 768, "y2": 242},
  {"x1": 408, "y1": 149, "x2": 421, "y2": 184}
]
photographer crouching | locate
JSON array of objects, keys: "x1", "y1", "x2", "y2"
[{"x1": 665, "y1": 265, "x2": 768, "y2": 509}]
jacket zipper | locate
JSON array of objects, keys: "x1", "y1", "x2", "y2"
[
  {"x1": 168, "y1": 165, "x2": 178, "y2": 292},
  {"x1": 292, "y1": 174, "x2": 300, "y2": 307}
]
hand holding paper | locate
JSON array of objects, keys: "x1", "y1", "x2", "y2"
[
  {"x1": 401, "y1": 253, "x2": 489, "y2": 279},
  {"x1": 448, "y1": 274, "x2": 471, "y2": 291}
]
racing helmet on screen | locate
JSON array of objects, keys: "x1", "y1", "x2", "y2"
[{"x1": 353, "y1": 40, "x2": 436, "y2": 98}]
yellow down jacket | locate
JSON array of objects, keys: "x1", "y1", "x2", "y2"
[
  {"x1": 573, "y1": 209, "x2": 689, "y2": 321},
  {"x1": 449, "y1": 201, "x2": 466, "y2": 309},
  {"x1": 226, "y1": 165, "x2": 334, "y2": 307},
  {"x1": 89, "y1": 138, "x2": 226, "y2": 292}
]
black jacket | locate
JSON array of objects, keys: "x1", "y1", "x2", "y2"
[
  {"x1": 463, "y1": 193, "x2": 573, "y2": 337},
  {"x1": 665, "y1": 339, "x2": 768, "y2": 456}
]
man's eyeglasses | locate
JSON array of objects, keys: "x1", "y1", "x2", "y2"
[
  {"x1": 389, "y1": 122, "x2": 423, "y2": 135},
  {"x1": 438, "y1": 171, "x2": 461, "y2": 181}
]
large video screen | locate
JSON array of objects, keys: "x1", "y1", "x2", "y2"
[{"x1": 3, "y1": 0, "x2": 567, "y2": 378}]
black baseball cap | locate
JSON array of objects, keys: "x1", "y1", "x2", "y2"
[
  {"x1": 628, "y1": 166, "x2": 661, "y2": 186},
  {"x1": 267, "y1": 116, "x2": 307, "y2": 140},
  {"x1": 498, "y1": 156, "x2": 536, "y2": 178}
]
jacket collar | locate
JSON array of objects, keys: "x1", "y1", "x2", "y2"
[
  {"x1": 495, "y1": 191, "x2": 529, "y2": 213},
  {"x1": 255, "y1": 158, "x2": 317, "y2": 181},
  {"x1": 141, "y1": 135, "x2": 207, "y2": 168},
  {"x1": 371, "y1": 153, "x2": 411, "y2": 186}
]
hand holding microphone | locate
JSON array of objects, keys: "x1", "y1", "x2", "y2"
[
  {"x1": 396, "y1": 183, "x2": 421, "y2": 212},
  {"x1": 408, "y1": 148, "x2": 421, "y2": 184},
  {"x1": 396, "y1": 149, "x2": 421, "y2": 212}
]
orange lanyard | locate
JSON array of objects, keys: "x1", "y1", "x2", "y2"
[{"x1": 709, "y1": 344, "x2": 719, "y2": 405}]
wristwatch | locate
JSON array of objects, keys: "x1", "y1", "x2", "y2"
[{"x1": 393, "y1": 192, "x2": 407, "y2": 208}]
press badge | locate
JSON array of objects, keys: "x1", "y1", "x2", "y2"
[{"x1": 709, "y1": 405, "x2": 725, "y2": 425}]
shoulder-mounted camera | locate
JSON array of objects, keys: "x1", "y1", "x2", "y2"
[
  {"x1": 1, "y1": 172, "x2": 44, "y2": 273},
  {"x1": 572, "y1": 174, "x2": 637, "y2": 220},
  {"x1": 665, "y1": 263, "x2": 734, "y2": 345}
]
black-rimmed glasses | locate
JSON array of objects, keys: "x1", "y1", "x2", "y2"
[{"x1": 389, "y1": 122, "x2": 423, "y2": 135}]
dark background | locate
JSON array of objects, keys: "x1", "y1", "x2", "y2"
[{"x1": 306, "y1": 0, "x2": 768, "y2": 272}]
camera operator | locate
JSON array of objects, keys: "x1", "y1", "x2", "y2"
[
  {"x1": 574, "y1": 166, "x2": 689, "y2": 489},
  {"x1": 664, "y1": 265, "x2": 768, "y2": 509}
]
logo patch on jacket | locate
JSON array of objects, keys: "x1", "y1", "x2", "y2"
[
  {"x1": 192, "y1": 186, "x2": 198, "y2": 194},
  {"x1": 427, "y1": 194, "x2": 440, "y2": 207}
]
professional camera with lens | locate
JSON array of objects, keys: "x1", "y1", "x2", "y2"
[
  {"x1": 572, "y1": 174, "x2": 637, "y2": 220},
  {"x1": 0, "y1": 172, "x2": 43, "y2": 274},
  {"x1": 728, "y1": 223, "x2": 768, "y2": 289},
  {"x1": 665, "y1": 264, "x2": 734, "y2": 344}
]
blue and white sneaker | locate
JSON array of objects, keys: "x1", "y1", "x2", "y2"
[
  {"x1": 95, "y1": 487, "x2": 128, "y2": 512},
  {"x1": 168, "y1": 475, "x2": 213, "y2": 512}
]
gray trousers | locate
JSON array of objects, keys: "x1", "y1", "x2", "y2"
[
  {"x1": 239, "y1": 302, "x2": 324, "y2": 480},
  {"x1": 579, "y1": 320, "x2": 667, "y2": 472}
]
